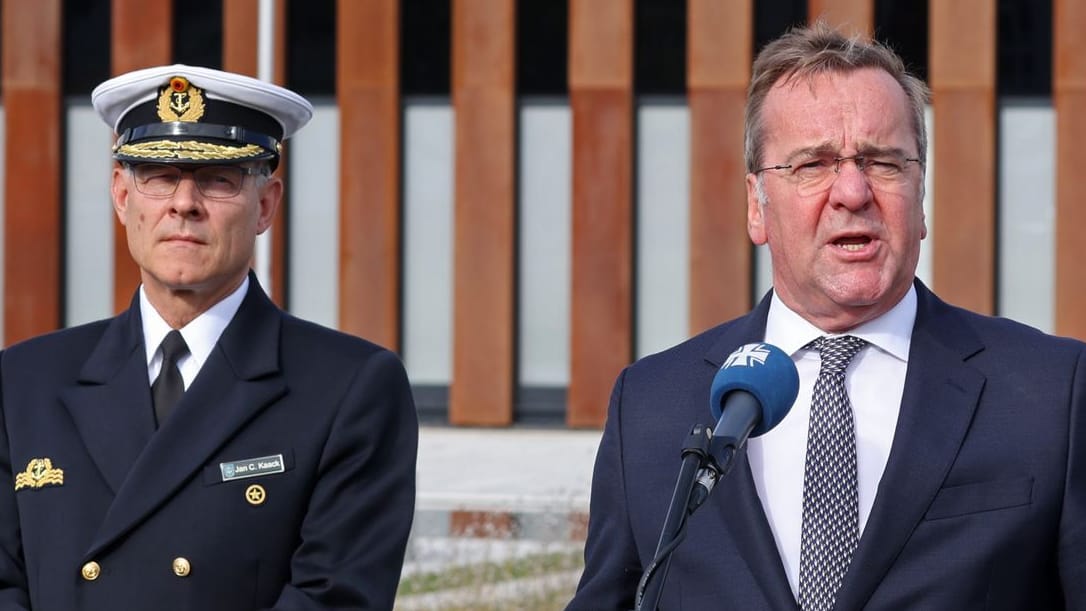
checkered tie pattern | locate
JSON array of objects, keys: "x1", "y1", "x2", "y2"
[{"x1": 798, "y1": 335, "x2": 867, "y2": 611}]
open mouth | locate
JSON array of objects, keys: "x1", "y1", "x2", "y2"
[{"x1": 833, "y1": 235, "x2": 872, "y2": 251}]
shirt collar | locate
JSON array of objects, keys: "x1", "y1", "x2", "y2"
[
  {"x1": 140, "y1": 275, "x2": 249, "y2": 367},
  {"x1": 764, "y1": 284, "x2": 917, "y2": 362}
]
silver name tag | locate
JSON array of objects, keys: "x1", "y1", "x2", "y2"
[{"x1": 220, "y1": 454, "x2": 285, "y2": 482}]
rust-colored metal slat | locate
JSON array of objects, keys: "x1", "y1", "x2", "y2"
[
  {"x1": 567, "y1": 0, "x2": 634, "y2": 428},
  {"x1": 929, "y1": 0, "x2": 997, "y2": 314},
  {"x1": 687, "y1": 0, "x2": 753, "y2": 335},
  {"x1": 337, "y1": 0, "x2": 402, "y2": 350},
  {"x1": 2, "y1": 0, "x2": 63, "y2": 344},
  {"x1": 449, "y1": 0, "x2": 517, "y2": 425},
  {"x1": 808, "y1": 0, "x2": 874, "y2": 37},
  {"x1": 1054, "y1": 0, "x2": 1086, "y2": 339}
]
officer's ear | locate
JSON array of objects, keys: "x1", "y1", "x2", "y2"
[
  {"x1": 111, "y1": 164, "x2": 132, "y2": 226},
  {"x1": 255, "y1": 168, "x2": 282, "y2": 235}
]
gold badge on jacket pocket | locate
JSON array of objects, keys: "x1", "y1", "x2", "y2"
[
  {"x1": 14, "y1": 458, "x2": 64, "y2": 490},
  {"x1": 245, "y1": 484, "x2": 266, "y2": 506}
]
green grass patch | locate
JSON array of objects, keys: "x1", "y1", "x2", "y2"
[
  {"x1": 410, "y1": 589, "x2": 573, "y2": 611},
  {"x1": 397, "y1": 548, "x2": 583, "y2": 597}
]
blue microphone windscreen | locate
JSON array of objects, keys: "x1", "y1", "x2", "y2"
[{"x1": 710, "y1": 343, "x2": 799, "y2": 437}]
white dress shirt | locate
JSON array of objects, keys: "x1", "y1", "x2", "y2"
[
  {"x1": 747, "y1": 285, "x2": 917, "y2": 598},
  {"x1": 140, "y1": 276, "x2": 248, "y2": 390}
]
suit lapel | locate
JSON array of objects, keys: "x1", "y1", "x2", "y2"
[
  {"x1": 834, "y1": 283, "x2": 986, "y2": 610},
  {"x1": 715, "y1": 451, "x2": 802, "y2": 610},
  {"x1": 85, "y1": 279, "x2": 288, "y2": 559},
  {"x1": 61, "y1": 304, "x2": 156, "y2": 494},
  {"x1": 703, "y1": 294, "x2": 799, "y2": 609}
]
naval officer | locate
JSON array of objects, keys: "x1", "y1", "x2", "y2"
[{"x1": 0, "y1": 65, "x2": 418, "y2": 610}]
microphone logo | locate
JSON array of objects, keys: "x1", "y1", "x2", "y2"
[{"x1": 722, "y1": 343, "x2": 771, "y2": 368}]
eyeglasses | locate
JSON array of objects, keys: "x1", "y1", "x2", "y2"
[
  {"x1": 127, "y1": 163, "x2": 268, "y2": 199},
  {"x1": 753, "y1": 153, "x2": 922, "y2": 197}
]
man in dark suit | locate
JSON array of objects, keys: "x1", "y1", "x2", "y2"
[
  {"x1": 0, "y1": 65, "x2": 418, "y2": 610},
  {"x1": 569, "y1": 23, "x2": 1086, "y2": 610}
]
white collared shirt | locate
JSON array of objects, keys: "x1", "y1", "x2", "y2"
[
  {"x1": 747, "y1": 285, "x2": 917, "y2": 598},
  {"x1": 140, "y1": 276, "x2": 249, "y2": 389}
]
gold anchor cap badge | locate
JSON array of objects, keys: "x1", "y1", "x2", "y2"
[
  {"x1": 14, "y1": 458, "x2": 64, "y2": 490},
  {"x1": 156, "y1": 76, "x2": 205, "y2": 123}
]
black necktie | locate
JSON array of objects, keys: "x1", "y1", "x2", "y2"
[
  {"x1": 798, "y1": 335, "x2": 867, "y2": 611},
  {"x1": 152, "y1": 330, "x2": 189, "y2": 427}
]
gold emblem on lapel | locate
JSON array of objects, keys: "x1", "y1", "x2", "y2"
[
  {"x1": 245, "y1": 484, "x2": 266, "y2": 506},
  {"x1": 156, "y1": 76, "x2": 205, "y2": 123},
  {"x1": 14, "y1": 458, "x2": 64, "y2": 490}
]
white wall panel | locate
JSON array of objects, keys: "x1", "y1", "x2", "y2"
[
  {"x1": 0, "y1": 106, "x2": 5, "y2": 343},
  {"x1": 519, "y1": 100, "x2": 571, "y2": 385},
  {"x1": 917, "y1": 105, "x2": 935, "y2": 287},
  {"x1": 999, "y1": 102, "x2": 1054, "y2": 332},
  {"x1": 636, "y1": 99, "x2": 690, "y2": 358},
  {"x1": 65, "y1": 103, "x2": 115, "y2": 326},
  {"x1": 287, "y1": 100, "x2": 339, "y2": 328},
  {"x1": 402, "y1": 99, "x2": 454, "y2": 385}
]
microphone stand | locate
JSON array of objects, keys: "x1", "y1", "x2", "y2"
[
  {"x1": 633, "y1": 425, "x2": 711, "y2": 611},
  {"x1": 633, "y1": 423, "x2": 746, "y2": 611}
]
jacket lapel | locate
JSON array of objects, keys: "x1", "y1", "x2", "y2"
[
  {"x1": 833, "y1": 282, "x2": 986, "y2": 610},
  {"x1": 61, "y1": 303, "x2": 156, "y2": 494},
  {"x1": 715, "y1": 452, "x2": 802, "y2": 610},
  {"x1": 85, "y1": 279, "x2": 288, "y2": 559},
  {"x1": 704, "y1": 294, "x2": 799, "y2": 609}
]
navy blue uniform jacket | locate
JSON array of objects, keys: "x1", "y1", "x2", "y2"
[
  {"x1": 0, "y1": 277, "x2": 418, "y2": 610},
  {"x1": 569, "y1": 282, "x2": 1086, "y2": 610}
]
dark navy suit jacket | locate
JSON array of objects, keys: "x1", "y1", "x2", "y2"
[
  {"x1": 0, "y1": 276, "x2": 418, "y2": 610},
  {"x1": 569, "y1": 282, "x2": 1086, "y2": 610}
]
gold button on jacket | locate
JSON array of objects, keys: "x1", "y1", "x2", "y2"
[
  {"x1": 172, "y1": 557, "x2": 191, "y2": 577},
  {"x1": 81, "y1": 561, "x2": 100, "y2": 581}
]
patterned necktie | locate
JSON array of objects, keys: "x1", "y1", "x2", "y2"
[
  {"x1": 798, "y1": 335, "x2": 867, "y2": 611},
  {"x1": 152, "y1": 330, "x2": 189, "y2": 427}
]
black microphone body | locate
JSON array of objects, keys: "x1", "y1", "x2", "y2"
[
  {"x1": 707, "y1": 389, "x2": 761, "y2": 467},
  {"x1": 688, "y1": 390, "x2": 760, "y2": 511}
]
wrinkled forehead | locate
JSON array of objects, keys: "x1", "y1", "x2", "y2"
[{"x1": 760, "y1": 68, "x2": 915, "y2": 156}]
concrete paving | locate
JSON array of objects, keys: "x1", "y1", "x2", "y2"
[
  {"x1": 415, "y1": 426, "x2": 602, "y2": 514},
  {"x1": 399, "y1": 426, "x2": 602, "y2": 608},
  {"x1": 403, "y1": 426, "x2": 602, "y2": 581}
]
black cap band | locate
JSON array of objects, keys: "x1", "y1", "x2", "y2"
[
  {"x1": 117, "y1": 95, "x2": 284, "y2": 142},
  {"x1": 116, "y1": 122, "x2": 279, "y2": 153}
]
